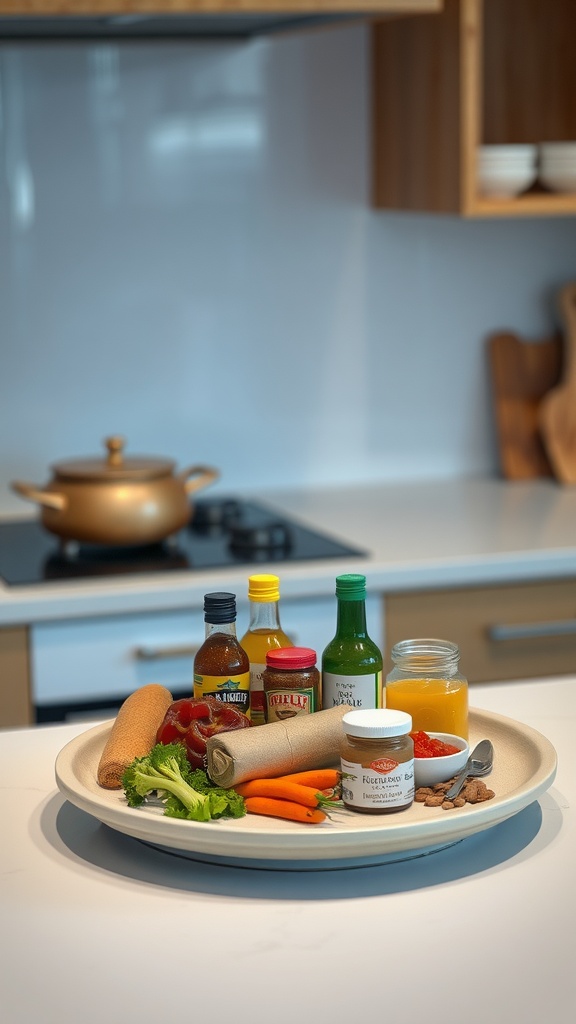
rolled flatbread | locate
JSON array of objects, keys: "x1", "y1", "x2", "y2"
[
  {"x1": 97, "y1": 683, "x2": 173, "y2": 789},
  {"x1": 206, "y1": 705, "x2": 352, "y2": 788}
]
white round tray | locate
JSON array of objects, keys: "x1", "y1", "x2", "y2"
[{"x1": 55, "y1": 707, "x2": 557, "y2": 869}]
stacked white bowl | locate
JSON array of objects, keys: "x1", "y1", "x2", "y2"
[
  {"x1": 539, "y1": 142, "x2": 576, "y2": 193},
  {"x1": 477, "y1": 144, "x2": 538, "y2": 198}
]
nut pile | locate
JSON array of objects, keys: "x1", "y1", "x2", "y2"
[{"x1": 415, "y1": 778, "x2": 495, "y2": 811}]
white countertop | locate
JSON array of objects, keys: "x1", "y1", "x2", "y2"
[
  {"x1": 3, "y1": 476, "x2": 576, "y2": 626},
  {"x1": 1, "y1": 676, "x2": 572, "y2": 1024}
]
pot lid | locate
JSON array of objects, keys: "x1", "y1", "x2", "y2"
[{"x1": 52, "y1": 437, "x2": 175, "y2": 481}]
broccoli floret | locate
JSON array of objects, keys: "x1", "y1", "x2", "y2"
[
  {"x1": 122, "y1": 742, "x2": 210, "y2": 821},
  {"x1": 121, "y1": 742, "x2": 245, "y2": 822}
]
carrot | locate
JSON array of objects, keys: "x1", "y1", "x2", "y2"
[
  {"x1": 244, "y1": 796, "x2": 326, "y2": 824},
  {"x1": 235, "y1": 779, "x2": 327, "y2": 807},
  {"x1": 274, "y1": 769, "x2": 341, "y2": 790}
]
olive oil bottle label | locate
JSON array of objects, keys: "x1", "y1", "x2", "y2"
[
  {"x1": 249, "y1": 662, "x2": 266, "y2": 726},
  {"x1": 194, "y1": 673, "x2": 250, "y2": 718},
  {"x1": 322, "y1": 671, "x2": 382, "y2": 711},
  {"x1": 341, "y1": 757, "x2": 414, "y2": 809},
  {"x1": 265, "y1": 687, "x2": 316, "y2": 723}
]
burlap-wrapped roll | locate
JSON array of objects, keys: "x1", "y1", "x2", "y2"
[{"x1": 206, "y1": 705, "x2": 352, "y2": 788}]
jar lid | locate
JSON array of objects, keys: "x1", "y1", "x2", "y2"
[
  {"x1": 204, "y1": 592, "x2": 237, "y2": 624},
  {"x1": 266, "y1": 647, "x2": 316, "y2": 670},
  {"x1": 52, "y1": 436, "x2": 173, "y2": 482},
  {"x1": 342, "y1": 709, "x2": 412, "y2": 738},
  {"x1": 335, "y1": 573, "x2": 366, "y2": 601},
  {"x1": 248, "y1": 574, "x2": 280, "y2": 602}
]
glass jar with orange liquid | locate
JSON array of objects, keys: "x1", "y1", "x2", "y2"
[{"x1": 385, "y1": 638, "x2": 468, "y2": 740}]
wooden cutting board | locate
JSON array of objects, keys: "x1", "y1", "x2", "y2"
[
  {"x1": 539, "y1": 283, "x2": 576, "y2": 484},
  {"x1": 487, "y1": 330, "x2": 562, "y2": 479}
]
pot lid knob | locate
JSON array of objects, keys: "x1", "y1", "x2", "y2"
[{"x1": 105, "y1": 435, "x2": 125, "y2": 468}]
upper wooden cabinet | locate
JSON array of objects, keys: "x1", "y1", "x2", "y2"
[{"x1": 372, "y1": 0, "x2": 576, "y2": 217}]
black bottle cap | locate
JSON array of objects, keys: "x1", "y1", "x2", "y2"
[{"x1": 204, "y1": 591, "x2": 237, "y2": 624}]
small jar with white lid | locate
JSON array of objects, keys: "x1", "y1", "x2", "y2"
[{"x1": 340, "y1": 709, "x2": 414, "y2": 814}]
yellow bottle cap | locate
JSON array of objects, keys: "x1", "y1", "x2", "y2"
[{"x1": 248, "y1": 574, "x2": 280, "y2": 602}]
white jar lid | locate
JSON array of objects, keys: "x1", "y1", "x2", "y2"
[{"x1": 342, "y1": 709, "x2": 412, "y2": 738}]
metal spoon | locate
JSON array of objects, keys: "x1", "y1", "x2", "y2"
[{"x1": 444, "y1": 739, "x2": 494, "y2": 801}]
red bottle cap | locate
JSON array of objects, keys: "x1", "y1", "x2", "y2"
[{"x1": 266, "y1": 647, "x2": 317, "y2": 670}]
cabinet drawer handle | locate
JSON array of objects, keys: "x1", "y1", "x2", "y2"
[
  {"x1": 488, "y1": 619, "x2": 576, "y2": 642},
  {"x1": 134, "y1": 643, "x2": 200, "y2": 661}
]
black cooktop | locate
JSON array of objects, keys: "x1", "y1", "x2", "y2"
[{"x1": 0, "y1": 496, "x2": 365, "y2": 585}]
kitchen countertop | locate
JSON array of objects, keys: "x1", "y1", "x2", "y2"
[
  {"x1": 1, "y1": 676, "x2": 572, "y2": 1024},
  {"x1": 3, "y1": 476, "x2": 576, "y2": 626}
]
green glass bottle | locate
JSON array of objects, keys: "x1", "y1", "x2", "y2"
[{"x1": 321, "y1": 574, "x2": 383, "y2": 710}]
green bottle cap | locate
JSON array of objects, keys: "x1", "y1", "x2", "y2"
[{"x1": 335, "y1": 573, "x2": 366, "y2": 600}]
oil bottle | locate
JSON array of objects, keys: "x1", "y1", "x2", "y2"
[
  {"x1": 193, "y1": 592, "x2": 250, "y2": 718},
  {"x1": 239, "y1": 574, "x2": 293, "y2": 725},
  {"x1": 321, "y1": 573, "x2": 383, "y2": 711}
]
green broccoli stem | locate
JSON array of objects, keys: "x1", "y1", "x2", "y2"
[{"x1": 134, "y1": 760, "x2": 210, "y2": 820}]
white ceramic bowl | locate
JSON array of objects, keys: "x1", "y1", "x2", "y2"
[
  {"x1": 477, "y1": 145, "x2": 537, "y2": 197},
  {"x1": 538, "y1": 142, "x2": 576, "y2": 191},
  {"x1": 539, "y1": 141, "x2": 576, "y2": 161},
  {"x1": 540, "y1": 155, "x2": 576, "y2": 166},
  {"x1": 413, "y1": 732, "x2": 469, "y2": 788},
  {"x1": 478, "y1": 165, "x2": 537, "y2": 198},
  {"x1": 539, "y1": 169, "x2": 576, "y2": 193},
  {"x1": 478, "y1": 144, "x2": 537, "y2": 165}
]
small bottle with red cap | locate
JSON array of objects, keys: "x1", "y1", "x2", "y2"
[{"x1": 263, "y1": 647, "x2": 320, "y2": 723}]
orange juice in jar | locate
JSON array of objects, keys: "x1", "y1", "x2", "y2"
[{"x1": 385, "y1": 639, "x2": 468, "y2": 740}]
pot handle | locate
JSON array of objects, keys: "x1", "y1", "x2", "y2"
[
  {"x1": 11, "y1": 480, "x2": 67, "y2": 511},
  {"x1": 179, "y1": 465, "x2": 220, "y2": 496}
]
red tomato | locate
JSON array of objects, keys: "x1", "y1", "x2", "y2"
[
  {"x1": 410, "y1": 730, "x2": 461, "y2": 758},
  {"x1": 157, "y1": 696, "x2": 251, "y2": 769}
]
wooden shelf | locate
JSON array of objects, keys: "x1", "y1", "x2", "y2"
[
  {"x1": 372, "y1": 0, "x2": 576, "y2": 217},
  {"x1": 0, "y1": 1, "x2": 443, "y2": 16},
  {"x1": 471, "y1": 191, "x2": 576, "y2": 218},
  {"x1": 0, "y1": 1, "x2": 443, "y2": 41}
]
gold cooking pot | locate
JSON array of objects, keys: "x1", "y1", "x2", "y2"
[{"x1": 11, "y1": 436, "x2": 219, "y2": 546}]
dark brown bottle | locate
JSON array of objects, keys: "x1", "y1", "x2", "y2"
[{"x1": 193, "y1": 592, "x2": 250, "y2": 718}]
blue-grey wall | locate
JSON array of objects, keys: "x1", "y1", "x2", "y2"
[{"x1": 1, "y1": 24, "x2": 575, "y2": 514}]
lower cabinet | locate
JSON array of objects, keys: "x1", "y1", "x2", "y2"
[
  {"x1": 26, "y1": 593, "x2": 383, "y2": 724},
  {"x1": 10, "y1": 577, "x2": 576, "y2": 726},
  {"x1": 31, "y1": 608, "x2": 206, "y2": 721},
  {"x1": 384, "y1": 579, "x2": 576, "y2": 683},
  {"x1": 0, "y1": 626, "x2": 32, "y2": 727}
]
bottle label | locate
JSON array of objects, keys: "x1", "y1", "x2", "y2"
[
  {"x1": 265, "y1": 687, "x2": 316, "y2": 722},
  {"x1": 322, "y1": 671, "x2": 382, "y2": 710},
  {"x1": 341, "y1": 756, "x2": 414, "y2": 809},
  {"x1": 249, "y1": 662, "x2": 266, "y2": 726},
  {"x1": 194, "y1": 673, "x2": 250, "y2": 717}
]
